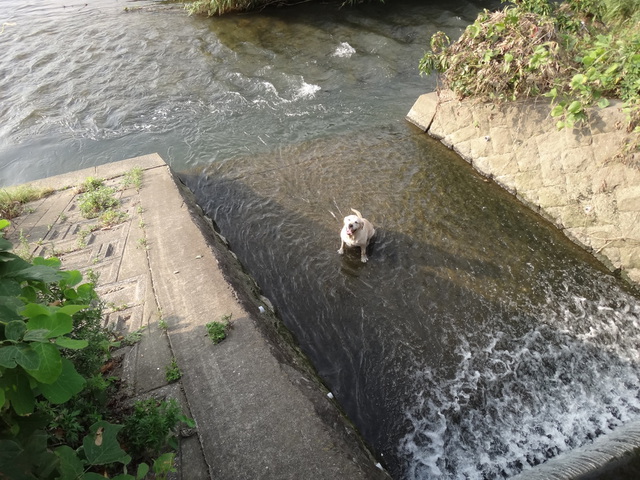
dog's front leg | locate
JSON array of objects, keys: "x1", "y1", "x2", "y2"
[
  {"x1": 360, "y1": 247, "x2": 368, "y2": 263},
  {"x1": 338, "y1": 240, "x2": 345, "y2": 255}
]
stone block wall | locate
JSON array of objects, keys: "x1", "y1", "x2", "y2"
[{"x1": 407, "y1": 90, "x2": 640, "y2": 286}]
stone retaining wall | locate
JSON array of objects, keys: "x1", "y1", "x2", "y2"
[{"x1": 407, "y1": 90, "x2": 640, "y2": 287}]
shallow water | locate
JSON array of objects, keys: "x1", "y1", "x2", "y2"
[
  {"x1": 184, "y1": 129, "x2": 640, "y2": 478},
  {"x1": 2, "y1": 1, "x2": 640, "y2": 478}
]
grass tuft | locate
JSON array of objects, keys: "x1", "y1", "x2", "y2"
[{"x1": 0, "y1": 185, "x2": 53, "y2": 220}]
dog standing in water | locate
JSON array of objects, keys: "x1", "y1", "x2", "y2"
[{"x1": 338, "y1": 208, "x2": 375, "y2": 263}]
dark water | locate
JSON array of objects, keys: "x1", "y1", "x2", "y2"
[
  {"x1": 184, "y1": 129, "x2": 640, "y2": 478},
  {"x1": 2, "y1": 1, "x2": 640, "y2": 479}
]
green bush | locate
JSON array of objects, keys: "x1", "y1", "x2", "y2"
[
  {"x1": 420, "y1": 0, "x2": 640, "y2": 132},
  {"x1": 121, "y1": 398, "x2": 193, "y2": 462},
  {"x1": 78, "y1": 186, "x2": 119, "y2": 218},
  {"x1": 0, "y1": 220, "x2": 192, "y2": 478},
  {"x1": 206, "y1": 313, "x2": 232, "y2": 344}
]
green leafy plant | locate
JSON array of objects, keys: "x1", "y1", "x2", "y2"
[
  {"x1": 78, "y1": 186, "x2": 119, "y2": 219},
  {"x1": 121, "y1": 398, "x2": 194, "y2": 461},
  {"x1": 165, "y1": 357, "x2": 181, "y2": 383},
  {"x1": 100, "y1": 208, "x2": 128, "y2": 227},
  {"x1": 122, "y1": 326, "x2": 146, "y2": 346},
  {"x1": 77, "y1": 176, "x2": 105, "y2": 193},
  {"x1": 0, "y1": 220, "x2": 190, "y2": 478},
  {"x1": 121, "y1": 167, "x2": 143, "y2": 191},
  {"x1": 206, "y1": 313, "x2": 232, "y2": 344},
  {"x1": 420, "y1": 0, "x2": 640, "y2": 135},
  {"x1": 0, "y1": 219, "x2": 94, "y2": 477}
]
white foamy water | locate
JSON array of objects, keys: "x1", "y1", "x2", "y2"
[
  {"x1": 333, "y1": 41, "x2": 357, "y2": 58},
  {"x1": 293, "y1": 81, "x2": 321, "y2": 100},
  {"x1": 399, "y1": 291, "x2": 640, "y2": 479}
]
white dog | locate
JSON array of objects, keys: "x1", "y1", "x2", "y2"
[{"x1": 337, "y1": 208, "x2": 375, "y2": 263}]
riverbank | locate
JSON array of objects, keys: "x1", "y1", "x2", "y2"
[
  {"x1": 5, "y1": 154, "x2": 388, "y2": 479},
  {"x1": 407, "y1": 89, "x2": 640, "y2": 289}
]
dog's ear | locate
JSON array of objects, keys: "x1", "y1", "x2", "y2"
[{"x1": 351, "y1": 208, "x2": 363, "y2": 219}]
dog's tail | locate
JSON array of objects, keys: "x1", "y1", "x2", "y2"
[{"x1": 351, "y1": 208, "x2": 363, "y2": 218}]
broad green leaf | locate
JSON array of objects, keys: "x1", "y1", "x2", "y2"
[
  {"x1": 23, "y1": 429, "x2": 58, "y2": 478},
  {"x1": 598, "y1": 97, "x2": 610, "y2": 108},
  {"x1": 0, "y1": 253, "x2": 31, "y2": 276},
  {"x1": 32, "y1": 256, "x2": 61, "y2": 268},
  {"x1": 567, "y1": 101, "x2": 583, "y2": 114},
  {"x1": 0, "y1": 344, "x2": 40, "y2": 369},
  {"x1": 23, "y1": 329, "x2": 50, "y2": 342},
  {"x1": 76, "y1": 283, "x2": 97, "y2": 300},
  {"x1": 0, "y1": 219, "x2": 10, "y2": 231},
  {"x1": 55, "y1": 445, "x2": 85, "y2": 480},
  {"x1": 27, "y1": 312, "x2": 73, "y2": 338},
  {"x1": 20, "y1": 285, "x2": 37, "y2": 303},
  {"x1": 25, "y1": 342, "x2": 62, "y2": 384},
  {"x1": 59, "y1": 269, "x2": 83, "y2": 287},
  {"x1": 551, "y1": 105, "x2": 565, "y2": 117},
  {"x1": 58, "y1": 304, "x2": 89, "y2": 316},
  {"x1": 0, "y1": 388, "x2": 4, "y2": 408},
  {"x1": 56, "y1": 336, "x2": 88, "y2": 350},
  {"x1": 39, "y1": 358, "x2": 85, "y2": 404},
  {"x1": 0, "y1": 440, "x2": 23, "y2": 478},
  {"x1": 153, "y1": 452, "x2": 176, "y2": 475},
  {"x1": 571, "y1": 73, "x2": 587, "y2": 88},
  {"x1": 21, "y1": 303, "x2": 51, "y2": 319},
  {"x1": 83, "y1": 421, "x2": 131, "y2": 466},
  {"x1": 0, "y1": 295, "x2": 23, "y2": 314},
  {"x1": 605, "y1": 63, "x2": 619, "y2": 75},
  {"x1": 0, "y1": 237, "x2": 12, "y2": 252},
  {"x1": 63, "y1": 288, "x2": 79, "y2": 300},
  {"x1": 0, "y1": 304, "x2": 22, "y2": 324},
  {"x1": 5, "y1": 320, "x2": 26, "y2": 342},
  {"x1": 0, "y1": 439, "x2": 22, "y2": 461},
  {"x1": 10, "y1": 264, "x2": 62, "y2": 283},
  {"x1": 0, "y1": 278, "x2": 21, "y2": 296},
  {"x1": 3, "y1": 369, "x2": 35, "y2": 415},
  {"x1": 136, "y1": 462, "x2": 150, "y2": 479}
]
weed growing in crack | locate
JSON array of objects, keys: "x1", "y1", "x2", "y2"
[
  {"x1": 121, "y1": 398, "x2": 194, "y2": 462},
  {"x1": 206, "y1": 313, "x2": 232, "y2": 344},
  {"x1": 165, "y1": 358, "x2": 181, "y2": 383},
  {"x1": 122, "y1": 166, "x2": 143, "y2": 191}
]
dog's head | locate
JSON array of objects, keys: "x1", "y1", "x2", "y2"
[{"x1": 343, "y1": 215, "x2": 362, "y2": 236}]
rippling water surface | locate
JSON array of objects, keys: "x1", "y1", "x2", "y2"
[{"x1": 2, "y1": 1, "x2": 640, "y2": 479}]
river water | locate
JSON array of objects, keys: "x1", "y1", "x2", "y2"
[{"x1": 3, "y1": 1, "x2": 640, "y2": 479}]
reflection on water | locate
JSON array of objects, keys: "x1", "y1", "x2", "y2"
[
  {"x1": 184, "y1": 128, "x2": 640, "y2": 478},
  {"x1": 3, "y1": 0, "x2": 640, "y2": 478}
]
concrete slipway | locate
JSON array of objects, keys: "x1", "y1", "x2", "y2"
[{"x1": 6, "y1": 154, "x2": 389, "y2": 480}]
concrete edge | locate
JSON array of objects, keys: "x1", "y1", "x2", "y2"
[{"x1": 20, "y1": 153, "x2": 167, "y2": 191}]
